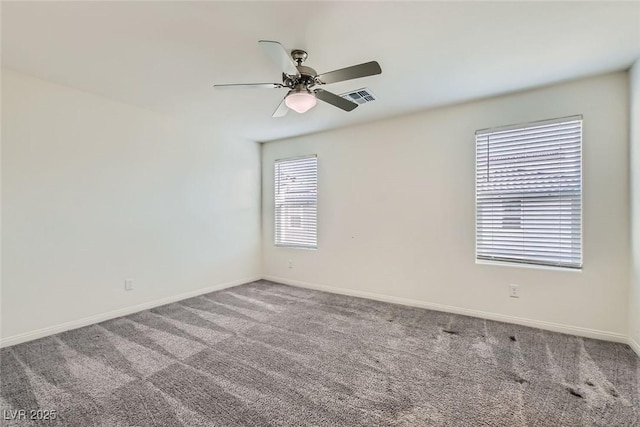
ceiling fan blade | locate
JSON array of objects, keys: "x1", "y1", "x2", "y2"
[
  {"x1": 214, "y1": 83, "x2": 283, "y2": 90},
  {"x1": 316, "y1": 61, "x2": 382, "y2": 85},
  {"x1": 258, "y1": 40, "x2": 300, "y2": 77},
  {"x1": 314, "y1": 89, "x2": 358, "y2": 112},
  {"x1": 272, "y1": 97, "x2": 289, "y2": 117}
]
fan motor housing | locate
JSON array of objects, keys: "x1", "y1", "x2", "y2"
[{"x1": 283, "y1": 65, "x2": 318, "y2": 88}]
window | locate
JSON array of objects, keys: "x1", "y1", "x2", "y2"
[
  {"x1": 275, "y1": 155, "x2": 318, "y2": 248},
  {"x1": 475, "y1": 116, "x2": 582, "y2": 269}
]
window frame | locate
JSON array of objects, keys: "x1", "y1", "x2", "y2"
[
  {"x1": 274, "y1": 154, "x2": 318, "y2": 250},
  {"x1": 474, "y1": 115, "x2": 583, "y2": 270}
]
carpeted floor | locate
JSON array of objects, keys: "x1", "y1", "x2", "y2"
[{"x1": 1, "y1": 280, "x2": 638, "y2": 426}]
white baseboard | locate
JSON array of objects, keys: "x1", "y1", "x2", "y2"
[
  {"x1": 0, "y1": 275, "x2": 262, "y2": 348},
  {"x1": 262, "y1": 275, "x2": 629, "y2": 344},
  {"x1": 4, "y1": 274, "x2": 635, "y2": 355},
  {"x1": 629, "y1": 337, "x2": 640, "y2": 358}
]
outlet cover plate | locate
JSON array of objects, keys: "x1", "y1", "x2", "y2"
[{"x1": 509, "y1": 284, "x2": 519, "y2": 298}]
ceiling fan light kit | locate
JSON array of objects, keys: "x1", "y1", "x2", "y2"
[
  {"x1": 214, "y1": 41, "x2": 382, "y2": 117},
  {"x1": 285, "y1": 89, "x2": 317, "y2": 114}
]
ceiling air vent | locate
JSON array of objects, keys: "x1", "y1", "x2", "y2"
[{"x1": 340, "y1": 88, "x2": 377, "y2": 105}]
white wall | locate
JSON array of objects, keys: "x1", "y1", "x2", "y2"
[
  {"x1": 630, "y1": 60, "x2": 640, "y2": 352},
  {"x1": 1, "y1": 69, "x2": 261, "y2": 343},
  {"x1": 262, "y1": 72, "x2": 630, "y2": 341},
  {"x1": 3, "y1": 68, "x2": 634, "y2": 348}
]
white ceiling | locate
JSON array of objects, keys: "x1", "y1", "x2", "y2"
[{"x1": 2, "y1": 1, "x2": 639, "y2": 142}]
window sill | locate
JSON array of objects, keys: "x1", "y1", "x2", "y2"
[
  {"x1": 475, "y1": 259, "x2": 582, "y2": 273},
  {"x1": 275, "y1": 245, "x2": 317, "y2": 250}
]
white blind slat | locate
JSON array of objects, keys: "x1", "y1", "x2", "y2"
[
  {"x1": 476, "y1": 117, "x2": 582, "y2": 269},
  {"x1": 275, "y1": 155, "x2": 318, "y2": 249}
]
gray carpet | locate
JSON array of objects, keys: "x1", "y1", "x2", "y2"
[{"x1": 1, "y1": 280, "x2": 638, "y2": 426}]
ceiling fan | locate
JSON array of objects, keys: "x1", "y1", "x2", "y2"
[{"x1": 214, "y1": 40, "x2": 382, "y2": 117}]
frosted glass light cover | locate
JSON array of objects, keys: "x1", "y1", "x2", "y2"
[{"x1": 285, "y1": 92, "x2": 317, "y2": 113}]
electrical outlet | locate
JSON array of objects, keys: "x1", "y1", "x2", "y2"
[
  {"x1": 509, "y1": 284, "x2": 519, "y2": 298},
  {"x1": 288, "y1": 259, "x2": 293, "y2": 269},
  {"x1": 125, "y1": 279, "x2": 134, "y2": 291}
]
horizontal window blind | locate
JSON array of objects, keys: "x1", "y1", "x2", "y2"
[
  {"x1": 476, "y1": 116, "x2": 582, "y2": 269},
  {"x1": 275, "y1": 155, "x2": 318, "y2": 249}
]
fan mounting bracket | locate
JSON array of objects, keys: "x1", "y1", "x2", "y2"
[{"x1": 291, "y1": 49, "x2": 308, "y2": 65}]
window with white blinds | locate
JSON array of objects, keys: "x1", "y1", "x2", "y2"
[
  {"x1": 275, "y1": 155, "x2": 318, "y2": 249},
  {"x1": 476, "y1": 116, "x2": 582, "y2": 269}
]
